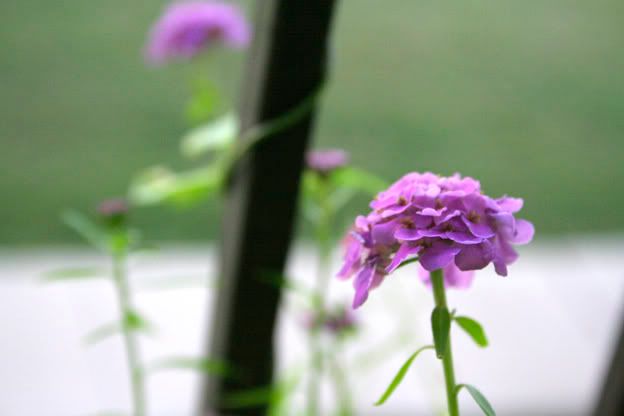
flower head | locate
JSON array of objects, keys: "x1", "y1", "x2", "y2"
[
  {"x1": 306, "y1": 149, "x2": 350, "y2": 175},
  {"x1": 303, "y1": 306, "x2": 358, "y2": 337},
  {"x1": 145, "y1": 1, "x2": 251, "y2": 64},
  {"x1": 337, "y1": 172, "x2": 534, "y2": 308},
  {"x1": 97, "y1": 198, "x2": 129, "y2": 226}
]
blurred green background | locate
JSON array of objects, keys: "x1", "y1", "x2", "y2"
[{"x1": 1, "y1": 0, "x2": 623, "y2": 244}]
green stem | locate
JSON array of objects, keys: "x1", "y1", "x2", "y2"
[
  {"x1": 113, "y1": 253, "x2": 145, "y2": 416},
  {"x1": 430, "y1": 269, "x2": 459, "y2": 416},
  {"x1": 306, "y1": 178, "x2": 333, "y2": 416},
  {"x1": 329, "y1": 347, "x2": 353, "y2": 416}
]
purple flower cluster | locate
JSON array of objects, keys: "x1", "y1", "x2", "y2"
[
  {"x1": 338, "y1": 172, "x2": 534, "y2": 308},
  {"x1": 145, "y1": 1, "x2": 251, "y2": 64}
]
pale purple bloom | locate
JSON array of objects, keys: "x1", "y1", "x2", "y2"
[
  {"x1": 418, "y1": 263, "x2": 475, "y2": 289},
  {"x1": 302, "y1": 307, "x2": 358, "y2": 336},
  {"x1": 145, "y1": 1, "x2": 251, "y2": 64},
  {"x1": 337, "y1": 172, "x2": 535, "y2": 308},
  {"x1": 306, "y1": 149, "x2": 350, "y2": 175},
  {"x1": 97, "y1": 198, "x2": 129, "y2": 218}
]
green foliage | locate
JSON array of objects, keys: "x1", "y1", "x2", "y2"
[
  {"x1": 454, "y1": 316, "x2": 489, "y2": 347},
  {"x1": 83, "y1": 310, "x2": 152, "y2": 346},
  {"x1": 330, "y1": 167, "x2": 387, "y2": 197},
  {"x1": 62, "y1": 210, "x2": 109, "y2": 251},
  {"x1": 129, "y1": 165, "x2": 222, "y2": 207},
  {"x1": 374, "y1": 345, "x2": 434, "y2": 406},
  {"x1": 185, "y1": 78, "x2": 220, "y2": 125},
  {"x1": 3, "y1": 0, "x2": 624, "y2": 243},
  {"x1": 42, "y1": 266, "x2": 106, "y2": 282},
  {"x1": 431, "y1": 306, "x2": 451, "y2": 359},
  {"x1": 181, "y1": 113, "x2": 238, "y2": 158},
  {"x1": 456, "y1": 384, "x2": 496, "y2": 416}
]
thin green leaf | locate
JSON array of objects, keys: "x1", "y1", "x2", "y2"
[
  {"x1": 268, "y1": 370, "x2": 302, "y2": 416},
  {"x1": 147, "y1": 356, "x2": 232, "y2": 378},
  {"x1": 41, "y1": 267, "x2": 106, "y2": 282},
  {"x1": 129, "y1": 165, "x2": 222, "y2": 207},
  {"x1": 395, "y1": 256, "x2": 420, "y2": 271},
  {"x1": 124, "y1": 310, "x2": 152, "y2": 332},
  {"x1": 222, "y1": 386, "x2": 274, "y2": 409},
  {"x1": 454, "y1": 316, "x2": 489, "y2": 347},
  {"x1": 83, "y1": 322, "x2": 122, "y2": 345},
  {"x1": 84, "y1": 310, "x2": 152, "y2": 346},
  {"x1": 456, "y1": 384, "x2": 496, "y2": 416},
  {"x1": 374, "y1": 345, "x2": 434, "y2": 406},
  {"x1": 181, "y1": 113, "x2": 238, "y2": 158},
  {"x1": 62, "y1": 210, "x2": 108, "y2": 250},
  {"x1": 185, "y1": 79, "x2": 219, "y2": 124},
  {"x1": 431, "y1": 306, "x2": 451, "y2": 359},
  {"x1": 330, "y1": 167, "x2": 388, "y2": 196},
  {"x1": 328, "y1": 188, "x2": 357, "y2": 211}
]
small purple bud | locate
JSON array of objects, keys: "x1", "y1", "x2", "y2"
[
  {"x1": 97, "y1": 198, "x2": 129, "y2": 226},
  {"x1": 306, "y1": 149, "x2": 350, "y2": 175}
]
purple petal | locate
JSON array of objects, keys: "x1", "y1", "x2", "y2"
[
  {"x1": 455, "y1": 242, "x2": 493, "y2": 271},
  {"x1": 386, "y1": 244, "x2": 421, "y2": 273},
  {"x1": 352, "y1": 266, "x2": 375, "y2": 308},
  {"x1": 446, "y1": 230, "x2": 484, "y2": 244},
  {"x1": 337, "y1": 240, "x2": 362, "y2": 279},
  {"x1": 372, "y1": 221, "x2": 397, "y2": 246},
  {"x1": 443, "y1": 264, "x2": 475, "y2": 289},
  {"x1": 512, "y1": 219, "x2": 534, "y2": 245},
  {"x1": 394, "y1": 227, "x2": 422, "y2": 241},
  {"x1": 419, "y1": 242, "x2": 461, "y2": 271},
  {"x1": 418, "y1": 263, "x2": 475, "y2": 289},
  {"x1": 462, "y1": 216, "x2": 495, "y2": 238},
  {"x1": 496, "y1": 196, "x2": 524, "y2": 213}
]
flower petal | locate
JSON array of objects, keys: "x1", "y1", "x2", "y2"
[
  {"x1": 455, "y1": 242, "x2": 493, "y2": 271},
  {"x1": 512, "y1": 219, "x2": 534, "y2": 245},
  {"x1": 386, "y1": 244, "x2": 421, "y2": 273},
  {"x1": 352, "y1": 265, "x2": 375, "y2": 308},
  {"x1": 419, "y1": 242, "x2": 461, "y2": 271}
]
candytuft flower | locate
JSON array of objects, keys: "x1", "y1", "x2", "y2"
[
  {"x1": 145, "y1": 1, "x2": 251, "y2": 64},
  {"x1": 97, "y1": 198, "x2": 129, "y2": 227},
  {"x1": 306, "y1": 149, "x2": 350, "y2": 175},
  {"x1": 337, "y1": 172, "x2": 534, "y2": 308}
]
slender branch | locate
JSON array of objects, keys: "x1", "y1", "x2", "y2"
[
  {"x1": 430, "y1": 269, "x2": 459, "y2": 416},
  {"x1": 113, "y1": 253, "x2": 146, "y2": 416},
  {"x1": 306, "y1": 176, "x2": 334, "y2": 416},
  {"x1": 222, "y1": 82, "x2": 327, "y2": 187}
]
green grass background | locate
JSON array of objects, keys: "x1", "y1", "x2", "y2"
[{"x1": 1, "y1": 0, "x2": 623, "y2": 244}]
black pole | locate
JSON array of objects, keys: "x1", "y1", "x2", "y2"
[
  {"x1": 202, "y1": 1, "x2": 338, "y2": 415},
  {"x1": 594, "y1": 309, "x2": 624, "y2": 416}
]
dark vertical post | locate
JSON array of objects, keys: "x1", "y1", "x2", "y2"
[
  {"x1": 594, "y1": 313, "x2": 624, "y2": 416},
  {"x1": 202, "y1": 1, "x2": 338, "y2": 415}
]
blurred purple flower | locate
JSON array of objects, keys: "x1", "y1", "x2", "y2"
[
  {"x1": 302, "y1": 307, "x2": 358, "y2": 336},
  {"x1": 306, "y1": 149, "x2": 350, "y2": 175},
  {"x1": 97, "y1": 198, "x2": 129, "y2": 226},
  {"x1": 145, "y1": 1, "x2": 251, "y2": 64},
  {"x1": 97, "y1": 198, "x2": 129, "y2": 218},
  {"x1": 337, "y1": 172, "x2": 535, "y2": 308},
  {"x1": 418, "y1": 263, "x2": 475, "y2": 289}
]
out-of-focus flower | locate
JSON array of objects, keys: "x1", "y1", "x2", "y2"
[
  {"x1": 337, "y1": 172, "x2": 534, "y2": 308},
  {"x1": 418, "y1": 263, "x2": 475, "y2": 289},
  {"x1": 303, "y1": 307, "x2": 358, "y2": 337},
  {"x1": 97, "y1": 198, "x2": 129, "y2": 224},
  {"x1": 145, "y1": 1, "x2": 251, "y2": 64},
  {"x1": 306, "y1": 149, "x2": 350, "y2": 175}
]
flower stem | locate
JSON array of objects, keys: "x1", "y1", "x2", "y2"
[
  {"x1": 306, "y1": 178, "x2": 333, "y2": 416},
  {"x1": 113, "y1": 252, "x2": 145, "y2": 416},
  {"x1": 430, "y1": 269, "x2": 459, "y2": 416}
]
